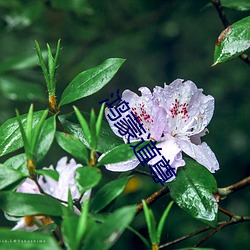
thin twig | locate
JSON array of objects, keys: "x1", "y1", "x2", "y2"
[
  {"x1": 160, "y1": 216, "x2": 250, "y2": 249},
  {"x1": 136, "y1": 186, "x2": 169, "y2": 215},
  {"x1": 211, "y1": 0, "x2": 250, "y2": 66},
  {"x1": 218, "y1": 176, "x2": 250, "y2": 198},
  {"x1": 134, "y1": 169, "x2": 155, "y2": 177},
  {"x1": 193, "y1": 216, "x2": 250, "y2": 247},
  {"x1": 218, "y1": 206, "x2": 235, "y2": 218}
]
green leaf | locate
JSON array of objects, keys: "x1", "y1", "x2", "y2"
[
  {"x1": 4, "y1": 154, "x2": 28, "y2": 175},
  {"x1": 0, "y1": 76, "x2": 46, "y2": 102},
  {"x1": 89, "y1": 109, "x2": 97, "y2": 150},
  {"x1": 83, "y1": 205, "x2": 137, "y2": 250},
  {"x1": 91, "y1": 176, "x2": 132, "y2": 213},
  {"x1": 73, "y1": 106, "x2": 91, "y2": 147},
  {"x1": 96, "y1": 103, "x2": 105, "y2": 140},
  {"x1": 76, "y1": 200, "x2": 89, "y2": 247},
  {"x1": 59, "y1": 58, "x2": 125, "y2": 106},
  {"x1": 221, "y1": 0, "x2": 250, "y2": 11},
  {"x1": 213, "y1": 16, "x2": 250, "y2": 65},
  {"x1": 0, "y1": 192, "x2": 65, "y2": 216},
  {"x1": 97, "y1": 140, "x2": 149, "y2": 166},
  {"x1": 0, "y1": 111, "x2": 44, "y2": 157},
  {"x1": 157, "y1": 201, "x2": 174, "y2": 244},
  {"x1": 36, "y1": 169, "x2": 59, "y2": 181},
  {"x1": 36, "y1": 116, "x2": 56, "y2": 162},
  {"x1": 0, "y1": 51, "x2": 47, "y2": 74},
  {"x1": 59, "y1": 112, "x2": 123, "y2": 153},
  {"x1": 142, "y1": 200, "x2": 157, "y2": 245},
  {"x1": 0, "y1": 164, "x2": 27, "y2": 190},
  {"x1": 168, "y1": 159, "x2": 218, "y2": 227},
  {"x1": 62, "y1": 215, "x2": 80, "y2": 250},
  {"x1": 0, "y1": 228, "x2": 60, "y2": 250},
  {"x1": 75, "y1": 167, "x2": 102, "y2": 194},
  {"x1": 56, "y1": 131, "x2": 89, "y2": 165}
]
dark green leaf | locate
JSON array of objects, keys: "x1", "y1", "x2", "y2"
[
  {"x1": 83, "y1": 205, "x2": 137, "y2": 250},
  {"x1": 59, "y1": 113, "x2": 122, "y2": 153},
  {"x1": 59, "y1": 58, "x2": 125, "y2": 106},
  {"x1": 0, "y1": 111, "x2": 44, "y2": 157},
  {"x1": 0, "y1": 228, "x2": 60, "y2": 250},
  {"x1": 168, "y1": 159, "x2": 218, "y2": 227},
  {"x1": 221, "y1": 0, "x2": 250, "y2": 11},
  {"x1": 0, "y1": 164, "x2": 27, "y2": 190},
  {"x1": 0, "y1": 192, "x2": 65, "y2": 216},
  {"x1": 0, "y1": 77, "x2": 46, "y2": 102},
  {"x1": 213, "y1": 16, "x2": 250, "y2": 65},
  {"x1": 91, "y1": 176, "x2": 132, "y2": 213},
  {"x1": 56, "y1": 131, "x2": 89, "y2": 164},
  {"x1": 75, "y1": 167, "x2": 102, "y2": 194}
]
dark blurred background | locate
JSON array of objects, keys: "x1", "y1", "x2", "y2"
[{"x1": 0, "y1": 0, "x2": 249, "y2": 249}]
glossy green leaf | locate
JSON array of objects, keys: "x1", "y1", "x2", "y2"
[
  {"x1": 36, "y1": 116, "x2": 56, "y2": 162},
  {"x1": 0, "y1": 111, "x2": 44, "y2": 157},
  {"x1": 0, "y1": 192, "x2": 65, "y2": 216},
  {"x1": 83, "y1": 205, "x2": 137, "y2": 250},
  {"x1": 221, "y1": 0, "x2": 250, "y2": 11},
  {"x1": 56, "y1": 131, "x2": 89, "y2": 165},
  {"x1": 59, "y1": 58, "x2": 125, "y2": 106},
  {"x1": 0, "y1": 228, "x2": 60, "y2": 250},
  {"x1": 0, "y1": 76, "x2": 46, "y2": 102},
  {"x1": 75, "y1": 167, "x2": 102, "y2": 194},
  {"x1": 213, "y1": 16, "x2": 250, "y2": 65},
  {"x1": 0, "y1": 164, "x2": 27, "y2": 190},
  {"x1": 4, "y1": 153, "x2": 28, "y2": 175},
  {"x1": 168, "y1": 159, "x2": 218, "y2": 227},
  {"x1": 91, "y1": 176, "x2": 132, "y2": 213},
  {"x1": 59, "y1": 113, "x2": 123, "y2": 153}
]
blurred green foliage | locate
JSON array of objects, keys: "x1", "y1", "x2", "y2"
[{"x1": 0, "y1": 0, "x2": 249, "y2": 249}]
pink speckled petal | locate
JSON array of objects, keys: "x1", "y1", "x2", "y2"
[{"x1": 153, "y1": 79, "x2": 214, "y2": 136}]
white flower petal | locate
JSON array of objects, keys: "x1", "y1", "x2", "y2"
[
  {"x1": 16, "y1": 178, "x2": 40, "y2": 194},
  {"x1": 179, "y1": 138, "x2": 219, "y2": 173},
  {"x1": 148, "y1": 137, "x2": 185, "y2": 182}
]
